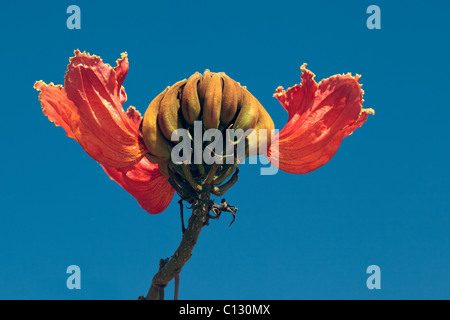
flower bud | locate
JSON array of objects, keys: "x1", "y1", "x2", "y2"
[{"x1": 141, "y1": 71, "x2": 274, "y2": 201}]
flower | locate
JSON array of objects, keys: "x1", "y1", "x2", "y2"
[
  {"x1": 267, "y1": 64, "x2": 374, "y2": 174},
  {"x1": 35, "y1": 51, "x2": 373, "y2": 215},
  {"x1": 34, "y1": 50, "x2": 174, "y2": 214}
]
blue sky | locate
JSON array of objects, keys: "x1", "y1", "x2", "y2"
[{"x1": 0, "y1": 0, "x2": 449, "y2": 299}]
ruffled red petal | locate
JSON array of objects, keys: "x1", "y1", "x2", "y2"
[
  {"x1": 33, "y1": 81, "x2": 78, "y2": 140},
  {"x1": 267, "y1": 64, "x2": 374, "y2": 174},
  {"x1": 101, "y1": 157, "x2": 175, "y2": 214},
  {"x1": 34, "y1": 50, "x2": 147, "y2": 168},
  {"x1": 114, "y1": 52, "x2": 129, "y2": 104},
  {"x1": 100, "y1": 108, "x2": 174, "y2": 214}
]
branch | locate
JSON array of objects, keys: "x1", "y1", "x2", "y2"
[{"x1": 144, "y1": 190, "x2": 211, "y2": 300}]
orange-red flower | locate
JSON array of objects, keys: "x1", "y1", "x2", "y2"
[
  {"x1": 267, "y1": 64, "x2": 374, "y2": 174},
  {"x1": 35, "y1": 51, "x2": 373, "y2": 215},
  {"x1": 34, "y1": 50, "x2": 174, "y2": 214}
]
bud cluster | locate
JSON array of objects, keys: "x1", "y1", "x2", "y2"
[{"x1": 140, "y1": 70, "x2": 274, "y2": 202}]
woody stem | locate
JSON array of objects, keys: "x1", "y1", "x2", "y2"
[{"x1": 145, "y1": 189, "x2": 211, "y2": 300}]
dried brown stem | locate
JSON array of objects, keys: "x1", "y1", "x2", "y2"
[{"x1": 144, "y1": 190, "x2": 211, "y2": 300}]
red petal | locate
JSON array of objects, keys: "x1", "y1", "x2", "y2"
[
  {"x1": 125, "y1": 106, "x2": 143, "y2": 129},
  {"x1": 268, "y1": 64, "x2": 374, "y2": 174},
  {"x1": 101, "y1": 157, "x2": 175, "y2": 214},
  {"x1": 33, "y1": 81, "x2": 77, "y2": 140},
  {"x1": 114, "y1": 52, "x2": 129, "y2": 104},
  {"x1": 35, "y1": 51, "x2": 147, "y2": 168}
]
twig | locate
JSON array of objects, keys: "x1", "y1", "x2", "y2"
[
  {"x1": 144, "y1": 190, "x2": 211, "y2": 300},
  {"x1": 174, "y1": 271, "x2": 180, "y2": 300},
  {"x1": 178, "y1": 199, "x2": 186, "y2": 234}
]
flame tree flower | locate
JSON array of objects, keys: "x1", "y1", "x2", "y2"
[{"x1": 34, "y1": 51, "x2": 374, "y2": 299}]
